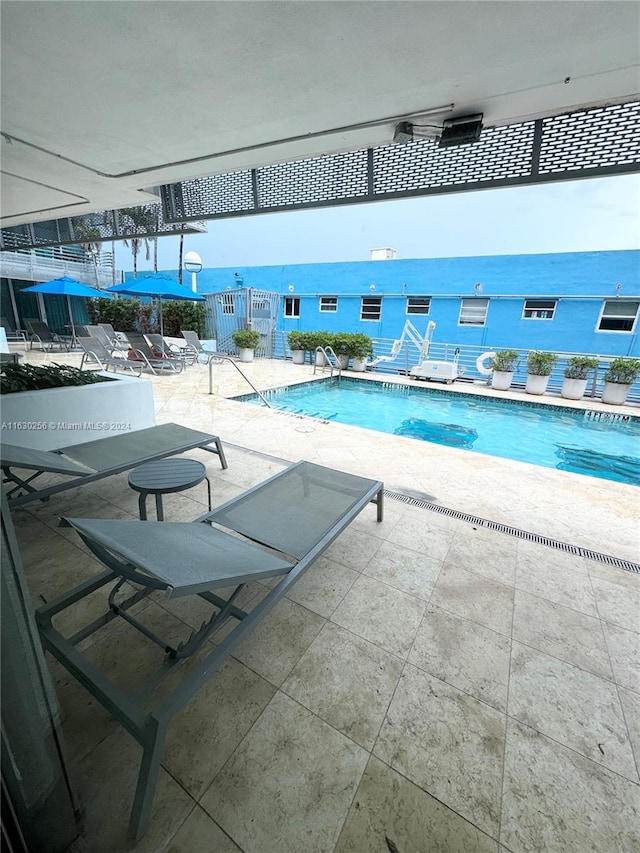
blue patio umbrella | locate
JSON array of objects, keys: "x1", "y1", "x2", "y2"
[
  {"x1": 106, "y1": 274, "x2": 205, "y2": 338},
  {"x1": 23, "y1": 276, "x2": 112, "y2": 341}
]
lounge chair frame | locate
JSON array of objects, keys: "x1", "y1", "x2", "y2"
[
  {"x1": 1, "y1": 422, "x2": 228, "y2": 508},
  {"x1": 78, "y1": 335, "x2": 143, "y2": 376},
  {"x1": 24, "y1": 318, "x2": 72, "y2": 352},
  {"x1": 35, "y1": 461, "x2": 383, "y2": 842}
]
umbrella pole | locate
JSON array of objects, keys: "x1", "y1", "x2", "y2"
[
  {"x1": 66, "y1": 294, "x2": 77, "y2": 347},
  {"x1": 159, "y1": 298, "x2": 164, "y2": 339}
]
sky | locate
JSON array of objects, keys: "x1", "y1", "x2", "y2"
[{"x1": 114, "y1": 174, "x2": 640, "y2": 274}]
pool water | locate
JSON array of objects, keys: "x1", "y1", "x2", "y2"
[{"x1": 237, "y1": 378, "x2": 640, "y2": 486}]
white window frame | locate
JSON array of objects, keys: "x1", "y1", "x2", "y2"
[
  {"x1": 522, "y1": 299, "x2": 557, "y2": 320},
  {"x1": 360, "y1": 296, "x2": 382, "y2": 321},
  {"x1": 406, "y1": 297, "x2": 431, "y2": 315},
  {"x1": 596, "y1": 300, "x2": 639, "y2": 334},
  {"x1": 217, "y1": 292, "x2": 235, "y2": 315},
  {"x1": 283, "y1": 296, "x2": 300, "y2": 318},
  {"x1": 319, "y1": 296, "x2": 338, "y2": 312},
  {"x1": 458, "y1": 298, "x2": 489, "y2": 326}
]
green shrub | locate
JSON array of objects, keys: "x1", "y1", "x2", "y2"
[
  {"x1": 563, "y1": 356, "x2": 599, "y2": 380},
  {"x1": 603, "y1": 357, "x2": 640, "y2": 384},
  {"x1": 346, "y1": 333, "x2": 374, "y2": 359},
  {"x1": 232, "y1": 329, "x2": 261, "y2": 349},
  {"x1": 162, "y1": 301, "x2": 207, "y2": 337},
  {"x1": 287, "y1": 331, "x2": 307, "y2": 351},
  {"x1": 527, "y1": 351, "x2": 558, "y2": 376},
  {"x1": 0, "y1": 362, "x2": 112, "y2": 394},
  {"x1": 490, "y1": 350, "x2": 519, "y2": 372}
]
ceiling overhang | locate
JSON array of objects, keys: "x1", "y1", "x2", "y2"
[{"x1": 1, "y1": 1, "x2": 639, "y2": 228}]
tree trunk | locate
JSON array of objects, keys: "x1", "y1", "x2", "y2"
[
  {"x1": 153, "y1": 238, "x2": 158, "y2": 272},
  {"x1": 178, "y1": 234, "x2": 184, "y2": 284}
]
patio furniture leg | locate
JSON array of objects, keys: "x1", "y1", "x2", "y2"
[
  {"x1": 138, "y1": 492, "x2": 148, "y2": 521},
  {"x1": 155, "y1": 494, "x2": 164, "y2": 521},
  {"x1": 129, "y1": 717, "x2": 166, "y2": 843}
]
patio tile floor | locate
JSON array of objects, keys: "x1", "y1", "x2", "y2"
[{"x1": 6, "y1": 350, "x2": 639, "y2": 851}]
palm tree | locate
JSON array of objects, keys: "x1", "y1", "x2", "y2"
[
  {"x1": 119, "y1": 206, "x2": 157, "y2": 278},
  {"x1": 72, "y1": 220, "x2": 103, "y2": 285},
  {"x1": 178, "y1": 233, "x2": 184, "y2": 284}
]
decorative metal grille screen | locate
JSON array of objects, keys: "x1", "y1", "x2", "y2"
[
  {"x1": 161, "y1": 100, "x2": 640, "y2": 222},
  {"x1": 0, "y1": 204, "x2": 207, "y2": 252}
]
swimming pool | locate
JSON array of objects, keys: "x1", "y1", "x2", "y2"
[{"x1": 235, "y1": 378, "x2": 640, "y2": 486}]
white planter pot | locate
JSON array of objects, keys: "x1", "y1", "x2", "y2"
[
  {"x1": 238, "y1": 348, "x2": 255, "y2": 363},
  {"x1": 561, "y1": 377, "x2": 588, "y2": 400},
  {"x1": 315, "y1": 350, "x2": 327, "y2": 367},
  {"x1": 602, "y1": 381, "x2": 631, "y2": 405},
  {"x1": 291, "y1": 350, "x2": 306, "y2": 365},
  {"x1": 525, "y1": 374, "x2": 550, "y2": 395},
  {"x1": 337, "y1": 354, "x2": 350, "y2": 369},
  {"x1": 1, "y1": 373, "x2": 155, "y2": 450},
  {"x1": 491, "y1": 370, "x2": 514, "y2": 391},
  {"x1": 351, "y1": 358, "x2": 367, "y2": 372}
]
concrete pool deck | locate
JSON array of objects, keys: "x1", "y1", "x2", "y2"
[{"x1": 5, "y1": 348, "x2": 640, "y2": 852}]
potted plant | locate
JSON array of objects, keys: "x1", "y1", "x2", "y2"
[
  {"x1": 601, "y1": 357, "x2": 640, "y2": 405},
  {"x1": 330, "y1": 333, "x2": 351, "y2": 369},
  {"x1": 489, "y1": 350, "x2": 519, "y2": 391},
  {"x1": 525, "y1": 351, "x2": 558, "y2": 395},
  {"x1": 287, "y1": 331, "x2": 308, "y2": 365},
  {"x1": 347, "y1": 333, "x2": 374, "y2": 372},
  {"x1": 307, "y1": 331, "x2": 331, "y2": 366},
  {"x1": 561, "y1": 356, "x2": 599, "y2": 400},
  {"x1": 232, "y1": 328, "x2": 260, "y2": 363}
]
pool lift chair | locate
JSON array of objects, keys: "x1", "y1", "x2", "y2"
[
  {"x1": 409, "y1": 322, "x2": 465, "y2": 383},
  {"x1": 34, "y1": 460, "x2": 384, "y2": 841},
  {"x1": 369, "y1": 320, "x2": 436, "y2": 371}
]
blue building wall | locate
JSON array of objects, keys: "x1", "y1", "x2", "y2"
[{"x1": 158, "y1": 250, "x2": 640, "y2": 356}]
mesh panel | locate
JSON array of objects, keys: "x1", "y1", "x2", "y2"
[
  {"x1": 161, "y1": 100, "x2": 640, "y2": 221},
  {"x1": 209, "y1": 463, "x2": 379, "y2": 559}
]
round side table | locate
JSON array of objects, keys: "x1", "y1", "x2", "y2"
[{"x1": 127, "y1": 458, "x2": 212, "y2": 521}]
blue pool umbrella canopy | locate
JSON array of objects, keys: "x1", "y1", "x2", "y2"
[
  {"x1": 106, "y1": 274, "x2": 205, "y2": 338},
  {"x1": 23, "y1": 276, "x2": 112, "y2": 340}
]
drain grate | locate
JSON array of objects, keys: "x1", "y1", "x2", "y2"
[
  {"x1": 383, "y1": 489, "x2": 640, "y2": 574},
  {"x1": 224, "y1": 445, "x2": 640, "y2": 575}
]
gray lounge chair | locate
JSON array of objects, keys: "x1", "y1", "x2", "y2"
[
  {"x1": 24, "y1": 318, "x2": 72, "y2": 352},
  {"x1": 34, "y1": 460, "x2": 383, "y2": 841},
  {"x1": 1, "y1": 316, "x2": 28, "y2": 346},
  {"x1": 78, "y1": 335, "x2": 142, "y2": 375},
  {"x1": 124, "y1": 333, "x2": 185, "y2": 374},
  {"x1": 1, "y1": 422, "x2": 228, "y2": 508},
  {"x1": 145, "y1": 333, "x2": 197, "y2": 366}
]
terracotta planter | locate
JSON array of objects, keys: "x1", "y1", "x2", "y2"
[
  {"x1": 602, "y1": 381, "x2": 631, "y2": 405},
  {"x1": 561, "y1": 377, "x2": 588, "y2": 400},
  {"x1": 525, "y1": 374, "x2": 550, "y2": 395},
  {"x1": 491, "y1": 370, "x2": 514, "y2": 391}
]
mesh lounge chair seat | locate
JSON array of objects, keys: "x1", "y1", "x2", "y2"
[
  {"x1": 78, "y1": 335, "x2": 142, "y2": 375},
  {"x1": 1, "y1": 316, "x2": 28, "y2": 345},
  {"x1": 124, "y1": 333, "x2": 185, "y2": 374},
  {"x1": 181, "y1": 329, "x2": 219, "y2": 365},
  {"x1": 1, "y1": 422, "x2": 228, "y2": 507},
  {"x1": 34, "y1": 460, "x2": 383, "y2": 841},
  {"x1": 24, "y1": 318, "x2": 72, "y2": 352},
  {"x1": 145, "y1": 333, "x2": 197, "y2": 366}
]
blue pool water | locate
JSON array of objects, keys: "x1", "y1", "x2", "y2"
[{"x1": 237, "y1": 378, "x2": 640, "y2": 486}]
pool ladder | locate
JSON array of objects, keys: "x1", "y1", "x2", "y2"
[
  {"x1": 313, "y1": 346, "x2": 342, "y2": 380},
  {"x1": 207, "y1": 353, "x2": 273, "y2": 408}
]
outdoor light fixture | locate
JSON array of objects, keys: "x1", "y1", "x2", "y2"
[
  {"x1": 369, "y1": 284, "x2": 376, "y2": 292},
  {"x1": 474, "y1": 282, "x2": 483, "y2": 294},
  {"x1": 615, "y1": 283, "x2": 623, "y2": 296},
  {"x1": 393, "y1": 121, "x2": 414, "y2": 144},
  {"x1": 288, "y1": 284, "x2": 295, "y2": 293},
  {"x1": 183, "y1": 251, "x2": 203, "y2": 293},
  {"x1": 438, "y1": 113, "x2": 484, "y2": 147}
]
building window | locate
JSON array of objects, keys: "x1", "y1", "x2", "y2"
[
  {"x1": 523, "y1": 299, "x2": 557, "y2": 320},
  {"x1": 406, "y1": 297, "x2": 431, "y2": 315},
  {"x1": 459, "y1": 298, "x2": 489, "y2": 326},
  {"x1": 319, "y1": 296, "x2": 338, "y2": 312},
  {"x1": 284, "y1": 296, "x2": 300, "y2": 318},
  {"x1": 220, "y1": 292, "x2": 235, "y2": 314},
  {"x1": 360, "y1": 297, "x2": 382, "y2": 321},
  {"x1": 597, "y1": 300, "x2": 639, "y2": 332}
]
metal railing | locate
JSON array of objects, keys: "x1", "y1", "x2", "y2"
[
  {"x1": 0, "y1": 249, "x2": 123, "y2": 288},
  {"x1": 207, "y1": 354, "x2": 272, "y2": 407},
  {"x1": 313, "y1": 346, "x2": 342, "y2": 380}
]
